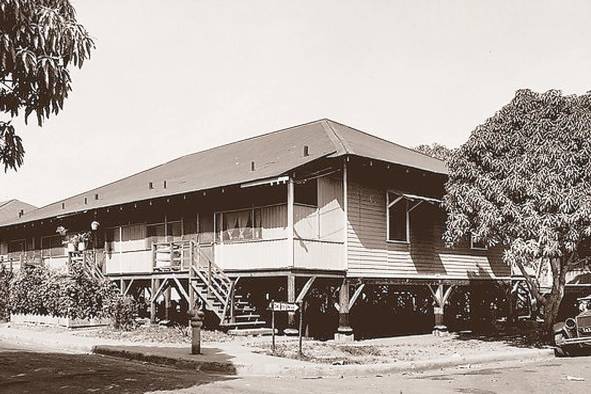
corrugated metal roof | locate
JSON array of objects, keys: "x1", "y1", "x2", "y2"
[
  {"x1": 325, "y1": 120, "x2": 448, "y2": 174},
  {"x1": 0, "y1": 119, "x2": 447, "y2": 227},
  {"x1": 0, "y1": 199, "x2": 37, "y2": 224}
]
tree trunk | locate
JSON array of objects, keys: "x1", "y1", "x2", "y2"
[{"x1": 542, "y1": 257, "x2": 567, "y2": 334}]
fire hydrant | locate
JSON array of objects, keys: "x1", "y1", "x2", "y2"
[{"x1": 188, "y1": 308, "x2": 205, "y2": 355}]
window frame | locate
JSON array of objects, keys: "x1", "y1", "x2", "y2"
[
  {"x1": 386, "y1": 192, "x2": 410, "y2": 244},
  {"x1": 41, "y1": 234, "x2": 66, "y2": 258},
  {"x1": 470, "y1": 234, "x2": 488, "y2": 251}
]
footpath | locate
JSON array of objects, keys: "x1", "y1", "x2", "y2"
[{"x1": 0, "y1": 323, "x2": 556, "y2": 377}]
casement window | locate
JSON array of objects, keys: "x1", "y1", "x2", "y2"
[
  {"x1": 386, "y1": 192, "x2": 409, "y2": 243},
  {"x1": 470, "y1": 234, "x2": 488, "y2": 250},
  {"x1": 215, "y1": 208, "x2": 263, "y2": 242}
]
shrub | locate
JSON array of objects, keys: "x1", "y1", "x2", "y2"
[
  {"x1": 0, "y1": 264, "x2": 12, "y2": 321},
  {"x1": 108, "y1": 295, "x2": 137, "y2": 331},
  {"x1": 10, "y1": 264, "x2": 51, "y2": 315},
  {"x1": 9, "y1": 260, "x2": 121, "y2": 322}
]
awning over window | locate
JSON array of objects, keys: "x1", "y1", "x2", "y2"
[
  {"x1": 401, "y1": 193, "x2": 442, "y2": 205},
  {"x1": 394, "y1": 193, "x2": 442, "y2": 213}
]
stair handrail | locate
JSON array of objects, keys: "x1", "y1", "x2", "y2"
[{"x1": 220, "y1": 276, "x2": 240, "y2": 325}]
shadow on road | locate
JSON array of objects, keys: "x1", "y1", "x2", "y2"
[
  {"x1": 0, "y1": 350, "x2": 236, "y2": 393},
  {"x1": 454, "y1": 329, "x2": 547, "y2": 348}
]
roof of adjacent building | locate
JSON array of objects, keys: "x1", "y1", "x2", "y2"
[
  {"x1": 0, "y1": 119, "x2": 446, "y2": 227},
  {"x1": 0, "y1": 199, "x2": 37, "y2": 225}
]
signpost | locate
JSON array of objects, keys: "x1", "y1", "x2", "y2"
[{"x1": 268, "y1": 300, "x2": 303, "y2": 357}]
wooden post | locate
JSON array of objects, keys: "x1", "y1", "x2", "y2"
[
  {"x1": 150, "y1": 278, "x2": 160, "y2": 324},
  {"x1": 287, "y1": 177, "x2": 294, "y2": 267},
  {"x1": 271, "y1": 302, "x2": 276, "y2": 354},
  {"x1": 298, "y1": 300, "x2": 304, "y2": 357},
  {"x1": 286, "y1": 274, "x2": 297, "y2": 333},
  {"x1": 189, "y1": 242, "x2": 195, "y2": 309},
  {"x1": 429, "y1": 284, "x2": 454, "y2": 336},
  {"x1": 207, "y1": 260, "x2": 212, "y2": 299},
  {"x1": 230, "y1": 283, "x2": 236, "y2": 324},
  {"x1": 335, "y1": 280, "x2": 353, "y2": 342},
  {"x1": 164, "y1": 285, "x2": 172, "y2": 320}
]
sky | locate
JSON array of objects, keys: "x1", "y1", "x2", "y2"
[{"x1": 1, "y1": 0, "x2": 591, "y2": 207}]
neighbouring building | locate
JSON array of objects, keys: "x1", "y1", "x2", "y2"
[
  {"x1": 0, "y1": 200, "x2": 36, "y2": 226},
  {"x1": 2, "y1": 119, "x2": 584, "y2": 338}
]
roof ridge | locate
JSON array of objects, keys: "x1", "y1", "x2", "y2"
[
  {"x1": 326, "y1": 119, "x2": 446, "y2": 165},
  {"x1": 0, "y1": 199, "x2": 16, "y2": 209},
  {"x1": 320, "y1": 119, "x2": 352, "y2": 155}
]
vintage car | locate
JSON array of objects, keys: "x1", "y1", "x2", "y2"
[{"x1": 553, "y1": 295, "x2": 591, "y2": 356}]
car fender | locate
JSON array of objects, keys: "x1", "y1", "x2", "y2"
[{"x1": 553, "y1": 322, "x2": 566, "y2": 335}]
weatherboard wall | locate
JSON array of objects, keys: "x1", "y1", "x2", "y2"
[{"x1": 345, "y1": 167, "x2": 510, "y2": 280}]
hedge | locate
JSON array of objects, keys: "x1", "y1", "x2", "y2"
[
  {"x1": 6, "y1": 260, "x2": 137, "y2": 328},
  {"x1": 0, "y1": 264, "x2": 12, "y2": 321}
]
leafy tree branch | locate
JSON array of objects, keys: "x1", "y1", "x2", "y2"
[{"x1": 0, "y1": 0, "x2": 94, "y2": 172}]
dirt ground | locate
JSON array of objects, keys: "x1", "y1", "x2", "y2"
[{"x1": 70, "y1": 324, "x2": 549, "y2": 365}]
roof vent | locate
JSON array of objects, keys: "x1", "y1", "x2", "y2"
[
  {"x1": 95, "y1": 193, "x2": 99, "y2": 200},
  {"x1": 250, "y1": 161, "x2": 255, "y2": 171},
  {"x1": 163, "y1": 180, "x2": 167, "y2": 189},
  {"x1": 61, "y1": 203, "x2": 65, "y2": 209},
  {"x1": 149, "y1": 182, "x2": 154, "y2": 190},
  {"x1": 303, "y1": 145, "x2": 309, "y2": 157},
  {"x1": 84, "y1": 197, "x2": 88, "y2": 205}
]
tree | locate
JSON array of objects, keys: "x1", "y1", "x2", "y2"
[
  {"x1": 415, "y1": 143, "x2": 454, "y2": 162},
  {"x1": 0, "y1": 0, "x2": 94, "y2": 172},
  {"x1": 443, "y1": 89, "x2": 591, "y2": 333}
]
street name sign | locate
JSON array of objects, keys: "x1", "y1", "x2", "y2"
[{"x1": 268, "y1": 301, "x2": 299, "y2": 312}]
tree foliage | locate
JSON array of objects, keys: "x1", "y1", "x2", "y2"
[
  {"x1": 0, "y1": 0, "x2": 94, "y2": 171},
  {"x1": 9, "y1": 261, "x2": 119, "y2": 321},
  {"x1": 0, "y1": 263, "x2": 12, "y2": 320},
  {"x1": 415, "y1": 143, "x2": 454, "y2": 162},
  {"x1": 443, "y1": 89, "x2": 591, "y2": 332}
]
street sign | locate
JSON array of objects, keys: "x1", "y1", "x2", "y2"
[
  {"x1": 268, "y1": 301, "x2": 299, "y2": 312},
  {"x1": 268, "y1": 300, "x2": 304, "y2": 357}
]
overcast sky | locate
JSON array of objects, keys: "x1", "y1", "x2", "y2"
[{"x1": 1, "y1": 0, "x2": 590, "y2": 207}]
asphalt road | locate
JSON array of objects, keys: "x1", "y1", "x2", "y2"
[
  {"x1": 0, "y1": 340, "x2": 233, "y2": 393},
  {"x1": 1, "y1": 341, "x2": 590, "y2": 394},
  {"x1": 182, "y1": 356, "x2": 591, "y2": 394}
]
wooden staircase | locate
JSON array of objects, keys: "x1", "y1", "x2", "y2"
[
  {"x1": 68, "y1": 250, "x2": 106, "y2": 281},
  {"x1": 153, "y1": 241, "x2": 268, "y2": 331}
]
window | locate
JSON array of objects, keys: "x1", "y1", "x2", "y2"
[
  {"x1": 167, "y1": 221, "x2": 182, "y2": 241},
  {"x1": 7, "y1": 239, "x2": 25, "y2": 254},
  {"x1": 387, "y1": 192, "x2": 409, "y2": 242},
  {"x1": 215, "y1": 208, "x2": 262, "y2": 242},
  {"x1": 41, "y1": 235, "x2": 65, "y2": 258},
  {"x1": 470, "y1": 234, "x2": 487, "y2": 250},
  {"x1": 294, "y1": 179, "x2": 318, "y2": 207},
  {"x1": 147, "y1": 223, "x2": 165, "y2": 240}
]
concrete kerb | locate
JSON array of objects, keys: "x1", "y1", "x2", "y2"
[
  {"x1": 96, "y1": 343, "x2": 556, "y2": 378},
  {"x1": 218, "y1": 345, "x2": 556, "y2": 377},
  {"x1": 0, "y1": 325, "x2": 556, "y2": 378},
  {"x1": 93, "y1": 345, "x2": 237, "y2": 374}
]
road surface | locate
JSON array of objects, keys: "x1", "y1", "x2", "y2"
[{"x1": 1, "y1": 340, "x2": 590, "y2": 393}]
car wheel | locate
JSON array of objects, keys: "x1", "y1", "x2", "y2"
[{"x1": 554, "y1": 333, "x2": 570, "y2": 357}]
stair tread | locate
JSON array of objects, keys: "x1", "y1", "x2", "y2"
[{"x1": 221, "y1": 320, "x2": 266, "y2": 327}]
